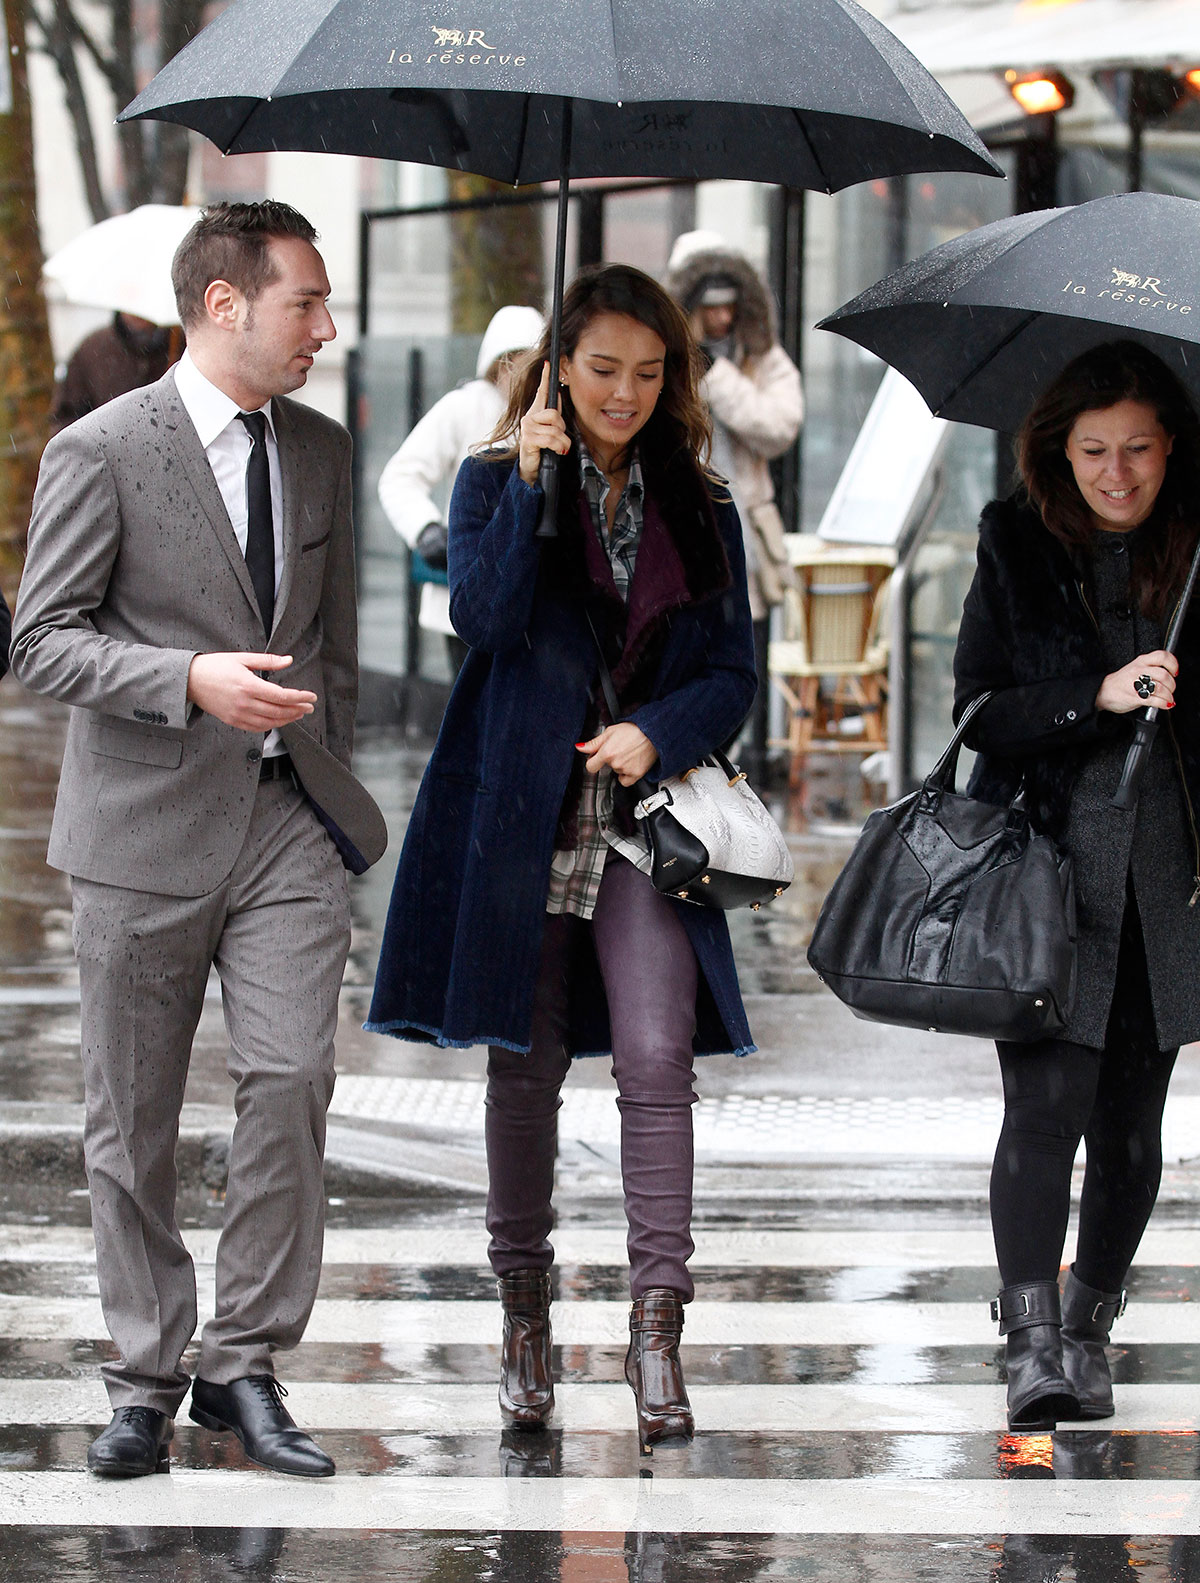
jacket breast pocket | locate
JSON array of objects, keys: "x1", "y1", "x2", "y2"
[
  {"x1": 88, "y1": 717, "x2": 184, "y2": 768},
  {"x1": 301, "y1": 531, "x2": 332, "y2": 552}
]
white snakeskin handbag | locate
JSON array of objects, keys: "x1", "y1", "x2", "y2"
[
  {"x1": 587, "y1": 614, "x2": 793, "y2": 910},
  {"x1": 632, "y1": 750, "x2": 795, "y2": 910}
]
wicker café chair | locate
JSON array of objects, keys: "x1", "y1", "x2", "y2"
[{"x1": 768, "y1": 554, "x2": 892, "y2": 789}]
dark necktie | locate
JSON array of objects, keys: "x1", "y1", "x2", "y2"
[{"x1": 237, "y1": 410, "x2": 275, "y2": 633}]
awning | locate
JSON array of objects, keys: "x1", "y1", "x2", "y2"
[{"x1": 877, "y1": 0, "x2": 1200, "y2": 77}]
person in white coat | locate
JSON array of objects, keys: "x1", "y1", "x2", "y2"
[
  {"x1": 665, "y1": 232, "x2": 803, "y2": 773},
  {"x1": 378, "y1": 305, "x2": 544, "y2": 671}
]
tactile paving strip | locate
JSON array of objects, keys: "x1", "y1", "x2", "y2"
[{"x1": 328, "y1": 1077, "x2": 1200, "y2": 1161}]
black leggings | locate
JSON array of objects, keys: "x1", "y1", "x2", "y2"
[{"x1": 991, "y1": 894, "x2": 1178, "y2": 1292}]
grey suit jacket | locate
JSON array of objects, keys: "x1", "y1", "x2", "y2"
[{"x1": 12, "y1": 370, "x2": 386, "y2": 896}]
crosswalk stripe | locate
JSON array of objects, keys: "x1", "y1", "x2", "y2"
[
  {"x1": 4, "y1": 1211, "x2": 1199, "y2": 1544},
  {"x1": 0, "y1": 1296, "x2": 1196, "y2": 1346},
  {"x1": 1, "y1": 1471, "x2": 1199, "y2": 1534},
  {"x1": 2, "y1": 1378, "x2": 1199, "y2": 1434}
]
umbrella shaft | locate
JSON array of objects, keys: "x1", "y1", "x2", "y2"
[
  {"x1": 545, "y1": 99, "x2": 573, "y2": 414},
  {"x1": 535, "y1": 101, "x2": 574, "y2": 541}
]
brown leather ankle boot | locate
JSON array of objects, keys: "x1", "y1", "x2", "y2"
[
  {"x1": 625, "y1": 1289, "x2": 694, "y2": 1454},
  {"x1": 497, "y1": 1270, "x2": 554, "y2": 1430}
]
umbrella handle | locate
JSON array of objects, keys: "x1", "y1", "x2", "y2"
[
  {"x1": 1111, "y1": 532, "x2": 1200, "y2": 810},
  {"x1": 1111, "y1": 710, "x2": 1159, "y2": 810},
  {"x1": 535, "y1": 450, "x2": 560, "y2": 538}
]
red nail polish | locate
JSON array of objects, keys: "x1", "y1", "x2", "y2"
[{"x1": 575, "y1": 742, "x2": 589, "y2": 749}]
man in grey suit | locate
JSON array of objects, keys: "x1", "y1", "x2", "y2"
[{"x1": 12, "y1": 202, "x2": 385, "y2": 1480}]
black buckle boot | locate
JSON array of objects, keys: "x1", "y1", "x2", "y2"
[
  {"x1": 498, "y1": 1269, "x2": 554, "y2": 1430},
  {"x1": 991, "y1": 1280, "x2": 1080, "y2": 1431},
  {"x1": 1061, "y1": 1267, "x2": 1125, "y2": 1420},
  {"x1": 626, "y1": 1289, "x2": 693, "y2": 1455}
]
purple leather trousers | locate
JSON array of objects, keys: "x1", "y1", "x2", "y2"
[{"x1": 485, "y1": 853, "x2": 699, "y2": 1300}]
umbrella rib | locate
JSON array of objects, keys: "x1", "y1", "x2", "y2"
[
  {"x1": 789, "y1": 108, "x2": 832, "y2": 196},
  {"x1": 933, "y1": 309, "x2": 1041, "y2": 418},
  {"x1": 511, "y1": 93, "x2": 533, "y2": 186},
  {"x1": 218, "y1": 98, "x2": 266, "y2": 157}
]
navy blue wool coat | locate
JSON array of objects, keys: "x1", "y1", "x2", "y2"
[{"x1": 366, "y1": 443, "x2": 758, "y2": 1057}]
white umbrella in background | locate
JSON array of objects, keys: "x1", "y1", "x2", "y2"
[{"x1": 42, "y1": 204, "x2": 202, "y2": 327}]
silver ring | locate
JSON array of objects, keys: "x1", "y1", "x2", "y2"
[{"x1": 1134, "y1": 674, "x2": 1156, "y2": 699}]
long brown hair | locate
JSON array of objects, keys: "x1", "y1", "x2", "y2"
[
  {"x1": 485, "y1": 263, "x2": 714, "y2": 476},
  {"x1": 1017, "y1": 340, "x2": 1200, "y2": 618}
]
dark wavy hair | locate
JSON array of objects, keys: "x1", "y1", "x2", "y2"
[
  {"x1": 1017, "y1": 340, "x2": 1200, "y2": 618},
  {"x1": 486, "y1": 263, "x2": 714, "y2": 477}
]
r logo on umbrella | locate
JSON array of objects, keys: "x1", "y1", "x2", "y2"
[{"x1": 430, "y1": 29, "x2": 498, "y2": 51}]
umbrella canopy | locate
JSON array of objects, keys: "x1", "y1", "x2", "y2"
[
  {"x1": 820, "y1": 191, "x2": 1200, "y2": 433},
  {"x1": 118, "y1": 0, "x2": 999, "y2": 191},
  {"x1": 42, "y1": 204, "x2": 202, "y2": 326}
]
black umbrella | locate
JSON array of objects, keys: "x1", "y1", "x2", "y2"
[
  {"x1": 819, "y1": 192, "x2": 1200, "y2": 433},
  {"x1": 120, "y1": 0, "x2": 1000, "y2": 530},
  {"x1": 820, "y1": 190, "x2": 1200, "y2": 810}
]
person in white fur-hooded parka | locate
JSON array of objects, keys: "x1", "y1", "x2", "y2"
[
  {"x1": 665, "y1": 231, "x2": 802, "y2": 623},
  {"x1": 665, "y1": 232, "x2": 802, "y2": 773}
]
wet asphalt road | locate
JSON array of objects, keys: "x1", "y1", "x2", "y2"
[{"x1": 5, "y1": 681, "x2": 1200, "y2": 1580}]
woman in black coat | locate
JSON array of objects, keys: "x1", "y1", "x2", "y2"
[
  {"x1": 368, "y1": 265, "x2": 757, "y2": 1452},
  {"x1": 954, "y1": 340, "x2": 1200, "y2": 1431}
]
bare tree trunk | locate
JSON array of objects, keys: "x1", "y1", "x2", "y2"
[
  {"x1": 447, "y1": 173, "x2": 544, "y2": 334},
  {"x1": 110, "y1": 0, "x2": 147, "y2": 208},
  {"x1": 27, "y1": 0, "x2": 109, "y2": 221},
  {"x1": 33, "y1": 0, "x2": 203, "y2": 213},
  {"x1": 0, "y1": 0, "x2": 52, "y2": 597},
  {"x1": 149, "y1": 0, "x2": 202, "y2": 203}
]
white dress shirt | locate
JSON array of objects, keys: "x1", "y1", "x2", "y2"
[{"x1": 173, "y1": 351, "x2": 287, "y2": 755}]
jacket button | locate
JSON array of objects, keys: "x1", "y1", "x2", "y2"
[
  {"x1": 247, "y1": 748, "x2": 262, "y2": 764},
  {"x1": 1066, "y1": 710, "x2": 1077, "y2": 721},
  {"x1": 1113, "y1": 604, "x2": 1132, "y2": 620},
  {"x1": 1053, "y1": 713, "x2": 1065, "y2": 726}
]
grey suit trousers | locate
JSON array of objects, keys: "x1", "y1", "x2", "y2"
[{"x1": 72, "y1": 776, "x2": 350, "y2": 1414}]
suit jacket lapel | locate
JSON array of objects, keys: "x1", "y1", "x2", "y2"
[
  {"x1": 157, "y1": 375, "x2": 262, "y2": 625},
  {"x1": 270, "y1": 397, "x2": 302, "y2": 639}
]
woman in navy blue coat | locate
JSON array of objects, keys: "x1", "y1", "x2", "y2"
[{"x1": 368, "y1": 265, "x2": 757, "y2": 1451}]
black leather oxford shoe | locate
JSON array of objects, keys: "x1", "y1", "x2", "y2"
[
  {"x1": 189, "y1": 1375, "x2": 335, "y2": 1478},
  {"x1": 87, "y1": 1406, "x2": 173, "y2": 1477}
]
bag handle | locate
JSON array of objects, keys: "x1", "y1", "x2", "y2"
[
  {"x1": 583, "y1": 609, "x2": 661, "y2": 806},
  {"x1": 922, "y1": 691, "x2": 993, "y2": 801},
  {"x1": 585, "y1": 609, "x2": 623, "y2": 726},
  {"x1": 583, "y1": 611, "x2": 745, "y2": 796}
]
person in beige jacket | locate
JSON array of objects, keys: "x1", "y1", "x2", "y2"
[{"x1": 666, "y1": 231, "x2": 803, "y2": 772}]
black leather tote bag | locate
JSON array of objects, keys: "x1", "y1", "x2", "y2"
[{"x1": 807, "y1": 692, "x2": 1077, "y2": 1042}]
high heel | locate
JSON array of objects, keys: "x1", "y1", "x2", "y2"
[
  {"x1": 497, "y1": 1269, "x2": 554, "y2": 1430},
  {"x1": 991, "y1": 1280, "x2": 1080, "y2": 1431},
  {"x1": 625, "y1": 1289, "x2": 693, "y2": 1454},
  {"x1": 1061, "y1": 1267, "x2": 1125, "y2": 1420}
]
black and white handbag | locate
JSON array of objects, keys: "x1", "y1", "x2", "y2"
[{"x1": 588, "y1": 618, "x2": 793, "y2": 910}]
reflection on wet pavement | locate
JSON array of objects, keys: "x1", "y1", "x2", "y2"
[
  {"x1": 8, "y1": 1425, "x2": 1200, "y2": 1483},
  {"x1": 1, "y1": 1527, "x2": 1199, "y2": 1582}
]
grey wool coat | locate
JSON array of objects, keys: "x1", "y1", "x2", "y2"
[{"x1": 954, "y1": 497, "x2": 1200, "y2": 1050}]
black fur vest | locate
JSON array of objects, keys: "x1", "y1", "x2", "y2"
[{"x1": 953, "y1": 496, "x2": 1200, "y2": 843}]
